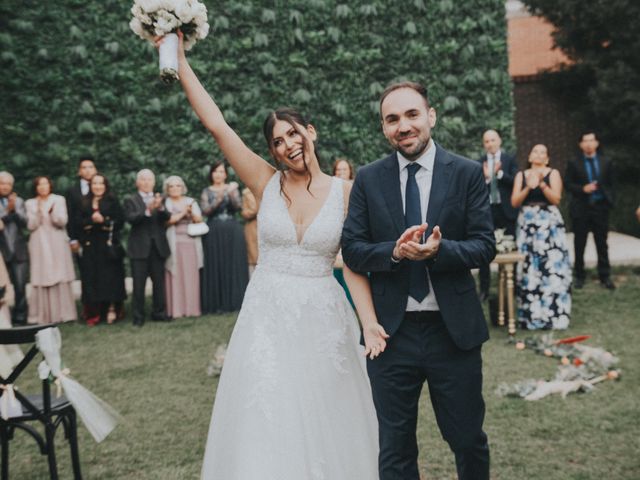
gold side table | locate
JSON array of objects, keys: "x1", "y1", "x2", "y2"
[{"x1": 493, "y1": 252, "x2": 526, "y2": 336}]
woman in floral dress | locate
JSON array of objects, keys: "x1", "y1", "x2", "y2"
[{"x1": 511, "y1": 144, "x2": 572, "y2": 329}]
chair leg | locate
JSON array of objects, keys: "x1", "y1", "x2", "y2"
[
  {"x1": 45, "y1": 425, "x2": 59, "y2": 480},
  {"x1": 1, "y1": 423, "x2": 9, "y2": 480},
  {"x1": 67, "y1": 411, "x2": 82, "y2": 480}
]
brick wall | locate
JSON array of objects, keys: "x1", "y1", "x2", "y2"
[{"x1": 512, "y1": 77, "x2": 580, "y2": 174}]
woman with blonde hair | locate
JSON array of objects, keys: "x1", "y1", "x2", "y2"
[
  {"x1": 163, "y1": 175, "x2": 204, "y2": 318},
  {"x1": 511, "y1": 144, "x2": 572, "y2": 330}
]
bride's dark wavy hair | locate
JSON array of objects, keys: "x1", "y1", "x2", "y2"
[{"x1": 262, "y1": 107, "x2": 315, "y2": 205}]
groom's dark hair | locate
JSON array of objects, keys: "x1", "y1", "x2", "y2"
[{"x1": 379, "y1": 81, "x2": 430, "y2": 115}]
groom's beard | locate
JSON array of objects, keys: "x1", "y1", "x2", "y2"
[{"x1": 396, "y1": 137, "x2": 429, "y2": 160}]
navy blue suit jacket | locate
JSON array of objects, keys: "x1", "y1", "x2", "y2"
[{"x1": 341, "y1": 145, "x2": 495, "y2": 350}]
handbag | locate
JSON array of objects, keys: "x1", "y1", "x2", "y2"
[
  {"x1": 187, "y1": 222, "x2": 209, "y2": 237},
  {"x1": 106, "y1": 221, "x2": 125, "y2": 260}
]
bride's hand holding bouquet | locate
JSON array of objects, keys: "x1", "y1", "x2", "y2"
[{"x1": 129, "y1": 0, "x2": 209, "y2": 83}]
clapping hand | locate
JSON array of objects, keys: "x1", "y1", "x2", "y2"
[
  {"x1": 92, "y1": 210, "x2": 105, "y2": 223},
  {"x1": 394, "y1": 223, "x2": 441, "y2": 261},
  {"x1": 525, "y1": 171, "x2": 541, "y2": 190},
  {"x1": 363, "y1": 323, "x2": 389, "y2": 360}
]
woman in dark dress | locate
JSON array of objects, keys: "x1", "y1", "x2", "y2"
[
  {"x1": 79, "y1": 173, "x2": 127, "y2": 325},
  {"x1": 511, "y1": 144, "x2": 572, "y2": 330},
  {"x1": 200, "y1": 162, "x2": 248, "y2": 313}
]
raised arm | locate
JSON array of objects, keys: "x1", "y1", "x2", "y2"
[{"x1": 174, "y1": 34, "x2": 274, "y2": 198}]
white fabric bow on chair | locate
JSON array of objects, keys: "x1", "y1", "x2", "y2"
[{"x1": 35, "y1": 327, "x2": 121, "y2": 443}]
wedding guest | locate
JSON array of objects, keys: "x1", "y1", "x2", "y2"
[
  {"x1": 476, "y1": 130, "x2": 519, "y2": 301},
  {"x1": 240, "y1": 187, "x2": 259, "y2": 276},
  {"x1": 511, "y1": 144, "x2": 572, "y2": 330},
  {"x1": 331, "y1": 158, "x2": 355, "y2": 307},
  {"x1": 123, "y1": 169, "x2": 171, "y2": 326},
  {"x1": 0, "y1": 252, "x2": 23, "y2": 380},
  {"x1": 565, "y1": 130, "x2": 616, "y2": 290},
  {"x1": 0, "y1": 253, "x2": 15, "y2": 327},
  {"x1": 78, "y1": 173, "x2": 126, "y2": 326},
  {"x1": 200, "y1": 162, "x2": 248, "y2": 313},
  {"x1": 0, "y1": 171, "x2": 29, "y2": 325},
  {"x1": 26, "y1": 176, "x2": 77, "y2": 324},
  {"x1": 164, "y1": 175, "x2": 203, "y2": 318},
  {"x1": 65, "y1": 155, "x2": 98, "y2": 321},
  {"x1": 332, "y1": 157, "x2": 355, "y2": 181}
]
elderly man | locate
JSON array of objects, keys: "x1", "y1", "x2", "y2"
[
  {"x1": 0, "y1": 171, "x2": 29, "y2": 325},
  {"x1": 123, "y1": 169, "x2": 171, "y2": 326},
  {"x1": 476, "y1": 129, "x2": 518, "y2": 300}
]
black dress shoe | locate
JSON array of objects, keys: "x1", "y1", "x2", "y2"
[
  {"x1": 574, "y1": 278, "x2": 585, "y2": 289},
  {"x1": 478, "y1": 291, "x2": 489, "y2": 302},
  {"x1": 133, "y1": 318, "x2": 145, "y2": 327},
  {"x1": 151, "y1": 314, "x2": 173, "y2": 322},
  {"x1": 600, "y1": 278, "x2": 616, "y2": 290}
]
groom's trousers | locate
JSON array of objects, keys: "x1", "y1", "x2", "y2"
[{"x1": 367, "y1": 312, "x2": 490, "y2": 480}]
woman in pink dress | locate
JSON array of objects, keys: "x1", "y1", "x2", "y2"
[
  {"x1": 26, "y1": 176, "x2": 77, "y2": 324},
  {"x1": 163, "y1": 175, "x2": 203, "y2": 318}
]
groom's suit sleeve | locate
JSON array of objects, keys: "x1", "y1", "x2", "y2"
[
  {"x1": 429, "y1": 164, "x2": 495, "y2": 273},
  {"x1": 341, "y1": 169, "x2": 397, "y2": 274}
]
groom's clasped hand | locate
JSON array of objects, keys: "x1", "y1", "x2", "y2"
[{"x1": 393, "y1": 223, "x2": 442, "y2": 261}]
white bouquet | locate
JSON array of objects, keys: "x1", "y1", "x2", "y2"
[{"x1": 129, "y1": 0, "x2": 210, "y2": 83}]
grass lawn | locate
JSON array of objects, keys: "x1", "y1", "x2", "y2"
[{"x1": 5, "y1": 267, "x2": 640, "y2": 479}]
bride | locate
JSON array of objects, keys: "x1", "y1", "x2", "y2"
[{"x1": 163, "y1": 32, "x2": 388, "y2": 479}]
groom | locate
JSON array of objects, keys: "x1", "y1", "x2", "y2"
[{"x1": 342, "y1": 82, "x2": 494, "y2": 480}]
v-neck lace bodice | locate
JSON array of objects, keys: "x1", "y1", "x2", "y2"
[{"x1": 257, "y1": 172, "x2": 343, "y2": 277}]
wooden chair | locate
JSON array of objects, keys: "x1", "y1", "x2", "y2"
[{"x1": 0, "y1": 325, "x2": 82, "y2": 479}]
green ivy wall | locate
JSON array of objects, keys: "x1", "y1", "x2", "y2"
[{"x1": 1, "y1": 0, "x2": 514, "y2": 197}]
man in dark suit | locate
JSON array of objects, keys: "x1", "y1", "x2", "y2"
[
  {"x1": 476, "y1": 129, "x2": 519, "y2": 300},
  {"x1": 65, "y1": 155, "x2": 98, "y2": 321},
  {"x1": 565, "y1": 130, "x2": 615, "y2": 289},
  {"x1": 123, "y1": 169, "x2": 171, "y2": 326},
  {"x1": 0, "y1": 171, "x2": 29, "y2": 324},
  {"x1": 342, "y1": 82, "x2": 494, "y2": 480}
]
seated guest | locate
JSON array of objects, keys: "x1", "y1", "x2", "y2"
[
  {"x1": 511, "y1": 144, "x2": 572, "y2": 330},
  {"x1": 123, "y1": 169, "x2": 171, "y2": 326},
  {"x1": 0, "y1": 171, "x2": 29, "y2": 325},
  {"x1": 163, "y1": 175, "x2": 203, "y2": 318},
  {"x1": 79, "y1": 173, "x2": 127, "y2": 326},
  {"x1": 26, "y1": 176, "x2": 77, "y2": 324},
  {"x1": 240, "y1": 187, "x2": 259, "y2": 276}
]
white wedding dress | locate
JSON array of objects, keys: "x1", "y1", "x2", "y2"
[{"x1": 201, "y1": 172, "x2": 379, "y2": 479}]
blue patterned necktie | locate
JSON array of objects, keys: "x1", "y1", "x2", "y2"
[{"x1": 405, "y1": 163, "x2": 429, "y2": 302}]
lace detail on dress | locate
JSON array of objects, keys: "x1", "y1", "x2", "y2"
[
  {"x1": 257, "y1": 172, "x2": 343, "y2": 278},
  {"x1": 200, "y1": 171, "x2": 379, "y2": 480}
]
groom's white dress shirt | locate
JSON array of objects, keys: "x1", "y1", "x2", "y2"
[{"x1": 397, "y1": 140, "x2": 440, "y2": 312}]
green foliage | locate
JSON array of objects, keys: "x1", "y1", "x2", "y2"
[
  {"x1": 0, "y1": 0, "x2": 513, "y2": 199},
  {"x1": 522, "y1": 0, "x2": 640, "y2": 236}
]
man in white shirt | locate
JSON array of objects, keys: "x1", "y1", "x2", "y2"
[
  {"x1": 477, "y1": 130, "x2": 519, "y2": 300},
  {"x1": 343, "y1": 82, "x2": 494, "y2": 480}
]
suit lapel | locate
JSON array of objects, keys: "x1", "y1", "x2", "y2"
[
  {"x1": 380, "y1": 153, "x2": 405, "y2": 236},
  {"x1": 425, "y1": 145, "x2": 454, "y2": 231}
]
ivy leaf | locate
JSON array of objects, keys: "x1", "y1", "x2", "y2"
[
  {"x1": 336, "y1": 4, "x2": 352, "y2": 18},
  {"x1": 403, "y1": 21, "x2": 418, "y2": 36},
  {"x1": 261, "y1": 9, "x2": 276, "y2": 23}
]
